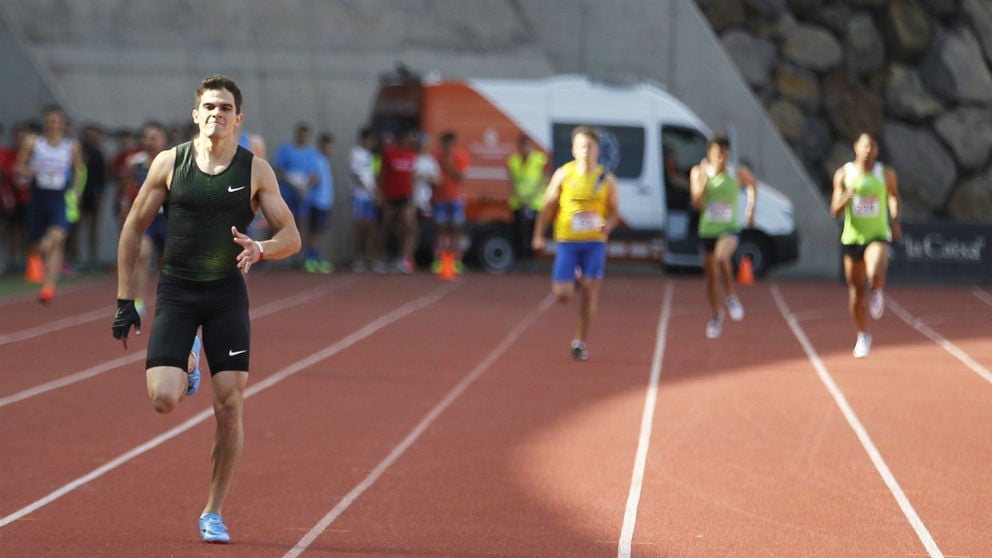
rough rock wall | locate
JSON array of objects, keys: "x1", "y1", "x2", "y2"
[{"x1": 698, "y1": 0, "x2": 992, "y2": 222}]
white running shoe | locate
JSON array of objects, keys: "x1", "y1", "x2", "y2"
[
  {"x1": 869, "y1": 288, "x2": 884, "y2": 320},
  {"x1": 726, "y1": 295, "x2": 745, "y2": 321},
  {"x1": 705, "y1": 313, "x2": 723, "y2": 339},
  {"x1": 853, "y1": 332, "x2": 872, "y2": 358}
]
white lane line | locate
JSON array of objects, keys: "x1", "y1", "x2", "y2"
[
  {"x1": 282, "y1": 293, "x2": 556, "y2": 558},
  {"x1": 0, "y1": 281, "x2": 354, "y2": 409},
  {"x1": 887, "y1": 295, "x2": 992, "y2": 386},
  {"x1": 0, "y1": 352, "x2": 146, "y2": 408},
  {"x1": 0, "y1": 307, "x2": 110, "y2": 346},
  {"x1": 617, "y1": 281, "x2": 673, "y2": 558},
  {"x1": 971, "y1": 287, "x2": 992, "y2": 307},
  {"x1": 0, "y1": 283, "x2": 454, "y2": 528},
  {"x1": 771, "y1": 285, "x2": 943, "y2": 558}
]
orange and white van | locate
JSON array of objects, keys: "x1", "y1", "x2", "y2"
[{"x1": 369, "y1": 72, "x2": 799, "y2": 274}]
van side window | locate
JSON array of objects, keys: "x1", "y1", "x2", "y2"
[
  {"x1": 551, "y1": 123, "x2": 645, "y2": 180},
  {"x1": 661, "y1": 126, "x2": 707, "y2": 210}
]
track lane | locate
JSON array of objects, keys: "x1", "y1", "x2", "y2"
[
  {"x1": 633, "y1": 280, "x2": 931, "y2": 557},
  {"x1": 0, "y1": 274, "x2": 445, "y2": 528},
  {"x1": 778, "y1": 282, "x2": 992, "y2": 557}
]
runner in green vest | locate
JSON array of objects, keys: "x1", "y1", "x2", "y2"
[
  {"x1": 830, "y1": 132, "x2": 901, "y2": 358},
  {"x1": 507, "y1": 135, "x2": 548, "y2": 269},
  {"x1": 690, "y1": 135, "x2": 757, "y2": 339}
]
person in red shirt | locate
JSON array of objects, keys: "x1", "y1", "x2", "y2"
[
  {"x1": 432, "y1": 131, "x2": 470, "y2": 273},
  {"x1": 378, "y1": 130, "x2": 418, "y2": 273}
]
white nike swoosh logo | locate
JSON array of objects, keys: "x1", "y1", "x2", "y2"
[
  {"x1": 229, "y1": 349, "x2": 247, "y2": 356},
  {"x1": 227, "y1": 185, "x2": 246, "y2": 192}
]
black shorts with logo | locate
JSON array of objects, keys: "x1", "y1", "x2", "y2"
[{"x1": 146, "y1": 272, "x2": 251, "y2": 374}]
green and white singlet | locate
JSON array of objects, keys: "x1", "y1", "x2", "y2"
[
  {"x1": 698, "y1": 170, "x2": 741, "y2": 239},
  {"x1": 840, "y1": 162, "x2": 890, "y2": 246}
]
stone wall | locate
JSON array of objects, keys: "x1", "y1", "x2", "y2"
[{"x1": 697, "y1": 0, "x2": 992, "y2": 222}]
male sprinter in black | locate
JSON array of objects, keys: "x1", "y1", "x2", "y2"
[{"x1": 113, "y1": 75, "x2": 300, "y2": 543}]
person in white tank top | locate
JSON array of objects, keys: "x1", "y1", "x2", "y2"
[{"x1": 14, "y1": 105, "x2": 85, "y2": 304}]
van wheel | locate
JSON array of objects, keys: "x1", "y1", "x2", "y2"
[
  {"x1": 735, "y1": 234, "x2": 772, "y2": 277},
  {"x1": 477, "y1": 232, "x2": 516, "y2": 274}
]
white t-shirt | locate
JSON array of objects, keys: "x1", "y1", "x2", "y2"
[
  {"x1": 349, "y1": 146, "x2": 376, "y2": 201},
  {"x1": 413, "y1": 153, "x2": 440, "y2": 213}
]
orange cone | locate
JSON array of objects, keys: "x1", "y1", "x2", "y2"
[
  {"x1": 25, "y1": 254, "x2": 45, "y2": 284},
  {"x1": 438, "y1": 250, "x2": 457, "y2": 281},
  {"x1": 736, "y1": 255, "x2": 755, "y2": 286}
]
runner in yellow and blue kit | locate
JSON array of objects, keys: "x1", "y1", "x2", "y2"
[
  {"x1": 690, "y1": 135, "x2": 757, "y2": 339},
  {"x1": 532, "y1": 126, "x2": 618, "y2": 361},
  {"x1": 830, "y1": 132, "x2": 900, "y2": 358}
]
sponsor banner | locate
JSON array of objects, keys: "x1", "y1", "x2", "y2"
[{"x1": 889, "y1": 223, "x2": 991, "y2": 285}]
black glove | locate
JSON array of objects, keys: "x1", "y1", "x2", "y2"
[{"x1": 112, "y1": 299, "x2": 141, "y2": 342}]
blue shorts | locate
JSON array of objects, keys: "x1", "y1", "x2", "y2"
[
  {"x1": 352, "y1": 197, "x2": 377, "y2": 222},
  {"x1": 27, "y1": 187, "x2": 69, "y2": 241},
  {"x1": 433, "y1": 200, "x2": 465, "y2": 226},
  {"x1": 308, "y1": 206, "x2": 331, "y2": 232},
  {"x1": 552, "y1": 241, "x2": 607, "y2": 283}
]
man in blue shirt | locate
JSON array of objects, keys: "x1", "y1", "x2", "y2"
[
  {"x1": 273, "y1": 123, "x2": 321, "y2": 268},
  {"x1": 303, "y1": 133, "x2": 335, "y2": 273}
]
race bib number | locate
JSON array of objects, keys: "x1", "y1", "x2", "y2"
[
  {"x1": 37, "y1": 171, "x2": 67, "y2": 190},
  {"x1": 705, "y1": 202, "x2": 733, "y2": 223},
  {"x1": 852, "y1": 195, "x2": 879, "y2": 218},
  {"x1": 571, "y1": 211, "x2": 602, "y2": 233}
]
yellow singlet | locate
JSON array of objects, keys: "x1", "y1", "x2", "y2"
[{"x1": 553, "y1": 161, "x2": 609, "y2": 243}]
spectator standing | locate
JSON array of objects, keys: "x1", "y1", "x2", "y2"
[
  {"x1": 349, "y1": 127, "x2": 379, "y2": 272},
  {"x1": 273, "y1": 123, "x2": 321, "y2": 266},
  {"x1": 378, "y1": 130, "x2": 418, "y2": 273},
  {"x1": 67, "y1": 124, "x2": 107, "y2": 271},
  {"x1": 432, "y1": 131, "x2": 470, "y2": 274},
  {"x1": 303, "y1": 133, "x2": 335, "y2": 273},
  {"x1": 506, "y1": 134, "x2": 548, "y2": 271}
]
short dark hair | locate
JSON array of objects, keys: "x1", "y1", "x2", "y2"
[
  {"x1": 708, "y1": 135, "x2": 730, "y2": 150},
  {"x1": 440, "y1": 131, "x2": 456, "y2": 144},
  {"x1": 571, "y1": 125, "x2": 599, "y2": 143},
  {"x1": 195, "y1": 74, "x2": 243, "y2": 114}
]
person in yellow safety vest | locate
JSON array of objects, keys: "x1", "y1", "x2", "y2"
[{"x1": 506, "y1": 134, "x2": 548, "y2": 270}]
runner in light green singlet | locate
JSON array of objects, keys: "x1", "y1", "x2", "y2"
[
  {"x1": 690, "y1": 135, "x2": 757, "y2": 340},
  {"x1": 830, "y1": 132, "x2": 901, "y2": 358}
]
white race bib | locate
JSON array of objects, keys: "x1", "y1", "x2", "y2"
[
  {"x1": 570, "y1": 211, "x2": 602, "y2": 233},
  {"x1": 852, "y1": 195, "x2": 879, "y2": 218},
  {"x1": 705, "y1": 202, "x2": 733, "y2": 223},
  {"x1": 36, "y1": 171, "x2": 67, "y2": 190}
]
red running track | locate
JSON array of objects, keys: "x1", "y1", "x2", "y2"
[{"x1": 0, "y1": 271, "x2": 989, "y2": 557}]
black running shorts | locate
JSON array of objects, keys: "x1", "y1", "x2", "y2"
[{"x1": 146, "y1": 272, "x2": 251, "y2": 375}]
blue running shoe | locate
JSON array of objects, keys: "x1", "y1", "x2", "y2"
[
  {"x1": 199, "y1": 512, "x2": 230, "y2": 543},
  {"x1": 187, "y1": 336, "x2": 202, "y2": 396}
]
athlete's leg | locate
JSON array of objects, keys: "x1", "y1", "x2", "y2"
[
  {"x1": 146, "y1": 366, "x2": 188, "y2": 414},
  {"x1": 843, "y1": 255, "x2": 868, "y2": 333},
  {"x1": 40, "y1": 226, "x2": 66, "y2": 289},
  {"x1": 864, "y1": 241, "x2": 890, "y2": 290},
  {"x1": 714, "y1": 235, "x2": 739, "y2": 298},
  {"x1": 701, "y1": 252, "x2": 720, "y2": 316},
  {"x1": 202, "y1": 370, "x2": 248, "y2": 517},
  {"x1": 400, "y1": 204, "x2": 417, "y2": 262},
  {"x1": 576, "y1": 277, "x2": 601, "y2": 342},
  {"x1": 551, "y1": 243, "x2": 579, "y2": 303}
]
